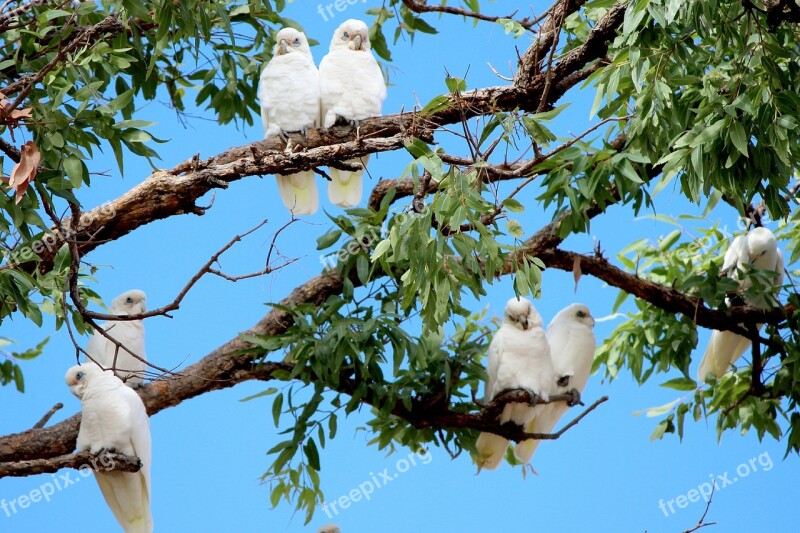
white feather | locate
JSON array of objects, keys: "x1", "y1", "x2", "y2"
[
  {"x1": 514, "y1": 304, "x2": 596, "y2": 465},
  {"x1": 319, "y1": 19, "x2": 386, "y2": 208},
  {"x1": 86, "y1": 290, "x2": 147, "y2": 386},
  {"x1": 697, "y1": 227, "x2": 784, "y2": 381},
  {"x1": 475, "y1": 297, "x2": 553, "y2": 471},
  {"x1": 67, "y1": 364, "x2": 152, "y2": 533},
  {"x1": 259, "y1": 28, "x2": 320, "y2": 215}
]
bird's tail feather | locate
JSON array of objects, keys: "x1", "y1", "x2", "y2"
[
  {"x1": 697, "y1": 330, "x2": 753, "y2": 381},
  {"x1": 276, "y1": 171, "x2": 319, "y2": 215},
  {"x1": 514, "y1": 416, "x2": 541, "y2": 464},
  {"x1": 475, "y1": 432, "x2": 508, "y2": 472},
  {"x1": 328, "y1": 157, "x2": 367, "y2": 207}
]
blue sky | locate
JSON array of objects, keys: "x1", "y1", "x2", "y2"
[{"x1": 2, "y1": 2, "x2": 799, "y2": 532}]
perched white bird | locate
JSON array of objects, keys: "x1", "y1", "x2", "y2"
[
  {"x1": 66, "y1": 364, "x2": 152, "y2": 533},
  {"x1": 86, "y1": 290, "x2": 147, "y2": 386},
  {"x1": 319, "y1": 19, "x2": 387, "y2": 207},
  {"x1": 475, "y1": 297, "x2": 554, "y2": 471},
  {"x1": 259, "y1": 27, "x2": 320, "y2": 215},
  {"x1": 697, "y1": 227, "x2": 784, "y2": 381},
  {"x1": 514, "y1": 304, "x2": 596, "y2": 465}
]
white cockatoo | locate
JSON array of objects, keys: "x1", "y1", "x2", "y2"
[
  {"x1": 66, "y1": 364, "x2": 152, "y2": 533},
  {"x1": 514, "y1": 304, "x2": 596, "y2": 465},
  {"x1": 87, "y1": 290, "x2": 147, "y2": 386},
  {"x1": 475, "y1": 297, "x2": 554, "y2": 471},
  {"x1": 697, "y1": 227, "x2": 784, "y2": 381},
  {"x1": 258, "y1": 27, "x2": 320, "y2": 215},
  {"x1": 319, "y1": 19, "x2": 387, "y2": 207}
]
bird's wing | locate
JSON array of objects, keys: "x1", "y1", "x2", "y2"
[
  {"x1": 104, "y1": 321, "x2": 146, "y2": 383},
  {"x1": 485, "y1": 328, "x2": 504, "y2": 402},
  {"x1": 260, "y1": 54, "x2": 320, "y2": 135},
  {"x1": 722, "y1": 234, "x2": 746, "y2": 276},
  {"x1": 697, "y1": 330, "x2": 750, "y2": 381}
]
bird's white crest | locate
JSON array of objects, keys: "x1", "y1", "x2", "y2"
[
  {"x1": 66, "y1": 364, "x2": 153, "y2": 533},
  {"x1": 514, "y1": 304, "x2": 596, "y2": 465},
  {"x1": 319, "y1": 19, "x2": 387, "y2": 208},
  {"x1": 259, "y1": 27, "x2": 320, "y2": 215},
  {"x1": 86, "y1": 289, "x2": 148, "y2": 386},
  {"x1": 697, "y1": 227, "x2": 784, "y2": 381},
  {"x1": 475, "y1": 297, "x2": 553, "y2": 471}
]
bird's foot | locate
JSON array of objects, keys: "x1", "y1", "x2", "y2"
[
  {"x1": 566, "y1": 388, "x2": 583, "y2": 407},
  {"x1": 520, "y1": 387, "x2": 539, "y2": 405},
  {"x1": 92, "y1": 446, "x2": 117, "y2": 456},
  {"x1": 332, "y1": 115, "x2": 359, "y2": 128}
]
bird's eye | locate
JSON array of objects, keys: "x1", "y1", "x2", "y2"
[
  {"x1": 125, "y1": 297, "x2": 133, "y2": 304},
  {"x1": 342, "y1": 31, "x2": 349, "y2": 40},
  {"x1": 75, "y1": 371, "x2": 84, "y2": 381},
  {"x1": 577, "y1": 310, "x2": 586, "y2": 318},
  {"x1": 293, "y1": 38, "x2": 300, "y2": 46}
]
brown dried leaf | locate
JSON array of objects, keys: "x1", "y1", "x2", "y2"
[
  {"x1": 0, "y1": 92, "x2": 32, "y2": 127},
  {"x1": 9, "y1": 108, "x2": 32, "y2": 120},
  {"x1": 572, "y1": 255, "x2": 582, "y2": 293},
  {"x1": 9, "y1": 141, "x2": 41, "y2": 204}
]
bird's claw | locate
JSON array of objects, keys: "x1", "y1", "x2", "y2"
[
  {"x1": 93, "y1": 447, "x2": 117, "y2": 456},
  {"x1": 521, "y1": 387, "x2": 539, "y2": 405},
  {"x1": 567, "y1": 388, "x2": 583, "y2": 407}
]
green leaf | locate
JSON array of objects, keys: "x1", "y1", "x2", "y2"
[
  {"x1": 729, "y1": 121, "x2": 749, "y2": 156},
  {"x1": 63, "y1": 156, "x2": 86, "y2": 187},
  {"x1": 303, "y1": 438, "x2": 321, "y2": 470},
  {"x1": 502, "y1": 198, "x2": 525, "y2": 213},
  {"x1": 496, "y1": 18, "x2": 526, "y2": 37},
  {"x1": 316, "y1": 229, "x2": 342, "y2": 250},
  {"x1": 506, "y1": 219, "x2": 524, "y2": 239},
  {"x1": 371, "y1": 239, "x2": 391, "y2": 261},
  {"x1": 240, "y1": 388, "x2": 278, "y2": 402},
  {"x1": 272, "y1": 393, "x2": 284, "y2": 427},
  {"x1": 659, "y1": 377, "x2": 697, "y2": 391}
]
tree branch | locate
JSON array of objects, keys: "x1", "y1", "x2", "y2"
[
  {"x1": 537, "y1": 248, "x2": 792, "y2": 335},
  {"x1": 401, "y1": 0, "x2": 538, "y2": 29},
  {"x1": 0, "y1": 451, "x2": 141, "y2": 478}
]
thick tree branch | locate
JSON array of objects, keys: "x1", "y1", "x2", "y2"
[
  {"x1": 0, "y1": 451, "x2": 141, "y2": 477},
  {"x1": 538, "y1": 248, "x2": 792, "y2": 334}
]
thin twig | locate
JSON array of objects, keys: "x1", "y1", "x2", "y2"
[{"x1": 32, "y1": 403, "x2": 63, "y2": 429}]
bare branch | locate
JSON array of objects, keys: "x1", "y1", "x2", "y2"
[
  {"x1": 401, "y1": 0, "x2": 537, "y2": 29},
  {"x1": 683, "y1": 482, "x2": 717, "y2": 532},
  {"x1": 32, "y1": 403, "x2": 63, "y2": 429}
]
